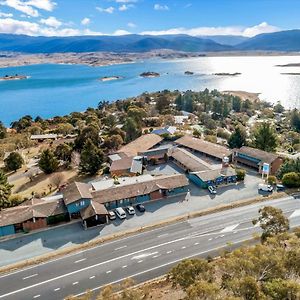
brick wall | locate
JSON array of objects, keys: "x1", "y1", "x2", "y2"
[{"x1": 23, "y1": 218, "x2": 47, "y2": 231}]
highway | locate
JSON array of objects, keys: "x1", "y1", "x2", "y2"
[{"x1": 0, "y1": 196, "x2": 299, "y2": 300}]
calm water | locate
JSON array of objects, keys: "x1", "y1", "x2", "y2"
[{"x1": 1, "y1": 55, "x2": 300, "y2": 125}]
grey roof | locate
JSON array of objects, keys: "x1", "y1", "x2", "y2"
[
  {"x1": 192, "y1": 167, "x2": 237, "y2": 182},
  {"x1": 236, "y1": 146, "x2": 280, "y2": 164}
]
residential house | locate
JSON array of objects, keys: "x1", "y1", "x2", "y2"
[{"x1": 109, "y1": 156, "x2": 143, "y2": 177}]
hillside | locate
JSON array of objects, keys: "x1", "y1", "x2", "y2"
[
  {"x1": 236, "y1": 29, "x2": 300, "y2": 51},
  {"x1": 0, "y1": 34, "x2": 233, "y2": 53}
]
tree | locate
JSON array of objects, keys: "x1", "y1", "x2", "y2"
[
  {"x1": 0, "y1": 121, "x2": 6, "y2": 139},
  {"x1": 273, "y1": 102, "x2": 285, "y2": 114},
  {"x1": 74, "y1": 125, "x2": 100, "y2": 150},
  {"x1": 186, "y1": 280, "x2": 221, "y2": 300},
  {"x1": 155, "y1": 95, "x2": 170, "y2": 113},
  {"x1": 4, "y1": 152, "x2": 24, "y2": 172},
  {"x1": 228, "y1": 126, "x2": 247, "y2": 149},
  {"x1": 282, "y1": 172, "x2": 300, "y2": 187},
  {"x1": 103, "y1": 134, "x2": 123, "y2": 151},
  {"x1": 0, "y1": 171, "x2": 13, "y2": 209},
  {"x1": 38, "y1": 149, "x2": 59, "y2": 174},
  {"x1": 55, "y1": 143, "x2": 73, "y2": 163},
  {"x1": 236, "y1": 168, "x2": 246, "y2": 181},
  {"x1": 267, "y1": 175, "x2": 277, "y2": 185},
  {"x1": 263, "y1": 278, "x2": 300, "y2": 300},
  {"x1": 50, "y1": 173, "x2": 65, "y2": 189},
  {"x1": 290, "y1": 109, "x2": 300, "y2": 132},
  {"x1": 123, "y1": 117, "x2": 141, "y2": 142},
  {"x1": 252, "y1": 122, "x2": 277, "y2": 152},
  {"x1": 79, "y1": 139, "x2": 104, "y2": 175},
  {"x1": 253, "y1": 206, "x2": 290, "y2": 242}
]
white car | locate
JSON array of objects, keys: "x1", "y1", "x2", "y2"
[
  {"x1": 208, "y1": 185, "x2": 217, "y2": 194},
  {"x1": 108, "y1": 211, "x2": 116, "y2": 220},
  {"x1": 126, "y1": 206, "x2": 136, "y2": 215},
  {"x1": 258, "y1": 183, "x2": 273, "y2": 192},
  {"x1": 115, "y1": 207, "x2": 126, "y2": 219}
]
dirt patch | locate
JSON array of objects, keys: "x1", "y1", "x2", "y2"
[{"x1": 222, "y1": 90, "x2": 260, "y2": 102}]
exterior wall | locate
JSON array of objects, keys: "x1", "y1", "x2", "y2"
[
  {"x1": 0, "y1": 224, "x2": 15, "y2": 237},
  {"x1": 67, "y1": 198, "x2": 91, "y2": 214},
  {"x1": 270, "y1": 158, "x2": 284, "y2": 175},
  {"x1": 167, "y1": 186, "x2": 188, "y2": 196},
  {"x1": 150, "y1": 190, "x2": 163, "y2": 200},
  {"x1": 23, "y1": 218, "x2": 47, "y2": 232},
  {"x1": 189, "y1": 173, "x2": 207, "y2": 188}
]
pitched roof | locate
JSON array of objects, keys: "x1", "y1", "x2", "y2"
[
  {"x1": 192, "y1": 167, "x2": 236, "y2": 182},
  {"x1": 175, "y1": 135, "x2": 232, "y2": 159},
  {"x1": 236, "y1": 146, "x2": 280, "y2": 164},
  {"x1": 63, "y1": 182, "x2": 92, "y2": 205},
  {"x1": 0, "y1": 199, "x2": 67, "y2": 227},
  {"x1": 169, "y1": 147, "x2": 212, "y2": 172},
  {"x1": 80, "y1": 200, "x2": 108, "y2": 220},
  {"x1": 118, "y1": 134, "x2": 163, "y2": 157},
  {"x1": 92, "y1": 174, "x2": 188, "y2": 204}
]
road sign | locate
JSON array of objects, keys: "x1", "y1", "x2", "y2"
[{"x1": 262, "y1": 163, "x2": 270, "y2": 174}]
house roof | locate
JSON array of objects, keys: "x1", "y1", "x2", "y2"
[
  {"x1": 151, "y1": 126, "x2": 177, "y2": 136},
  {"x1": 0, "y1": 199, "x2": 67, "y2": 227},
  {"x1": 117, "y1": 134, "x2": 163, "y2": 157},
  {"x1": 80, "y1": 201, "x2": 108, "y2": 220},
  {"x1": 169, "y1": 147, "x2": 211, "y2": 172},
  {"x1": 63, "y1": 182, "x2": 92, "y2": 205},
  {"x1": 110, "y1": 156, "x2": 143, "y2": 174},
  {"x1": 175, "y1": 135, "x2": 232, "y2": 159},
  {"x1": 192, "y1": 167, "x2": 236, "y2": 182},
  {"x1": 236, "y1": 146, "x2": 280, "y2": 164},
  {"x1": 92, "y1": 174, "x2": 188, "y2": 204}
]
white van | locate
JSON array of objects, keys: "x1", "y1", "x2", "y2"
[
  {"x1": 258, "y1": 183, "x2": 273, "y2": 192},
  {"x1": 115, "y1": 207, "x2": 127, "y2": 219}
]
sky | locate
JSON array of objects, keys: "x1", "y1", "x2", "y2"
[{"x1": 0, "y1": 0, "x2": 299, "y2": 37}]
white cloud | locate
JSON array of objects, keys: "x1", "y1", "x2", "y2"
[
  {"x1": 0, "y1": 0, "x2": 56, "y2": 17},
  {"x1": 0, "y1": 11, "x2": 12, "y2": 17},
  {"x1": 113, "y1": 29, "x2": 130, "y2": 35},
  {"x1": 127, "y1": 22, "x2": 136, "y2": 28},
  {"x1": 81, "y1": 17, "x2": 90, "y2": 26},
  {"x1": 40, "y1": 16, "x2": 61, "y2": 28},
  {"x1": 96, "y1": 6, "x2": 114, "y2": 14},
  {"x1": 154, "y1": 4, "x2": 169, "y2": 11},
  {"x1": 119, "y1": 4, "x2": 134, "y2": 11},
  {"x1": 114, "y1": 0, "x2": 137, "y2": 3},
  {"x1": 141, "y1": 22, "x2": 280, "y2": 37}
]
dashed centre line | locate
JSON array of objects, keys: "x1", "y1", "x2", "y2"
[
  {"x1": 122, "y1": 265, "x2": 127, "y2": 268},
  {"x1": 74, "y1": 258, "x2": 86, "y2": 264},
  {"x1": 167, "y1": 251, "x2": 172, "y2": 254},
  {"x1": 137, "y1": 260, "x2": 143, "y2": 263},
  {"x1": 114, "y1": 245, "x2": 127, "y2": 251},
  {"x1": 33, "y1": 295, "x2": 40, "y2": 299},
  {"x1": 54, "y1": 288, "x2": 60, "y2": 292},
  {"x1": 72, "y1": 282, "x2": 79, "y2": 285},
  {"x1": 89, "y1": 276, "x2": 95, "y2": 279},
  {"x1": 23, "y1": 274, "x2": 38, "y2": 280},
  {"x1": 106, "y1": 270, "x2": 112, "y2": 274}
]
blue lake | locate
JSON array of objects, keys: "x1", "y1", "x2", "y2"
[{"x1": 1, "y1": 55, "x2": 300, "y2": 125}]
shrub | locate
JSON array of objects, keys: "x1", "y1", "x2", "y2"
[
  {"x1": 267, "y1": 175, "x2": 277, "y2": 185},
  {"x1": 236, "y1": 169, "x2": 246, "y2": 181},
  {"x1": 282, "y1": 172, "x2": 300, "y2": 188}
]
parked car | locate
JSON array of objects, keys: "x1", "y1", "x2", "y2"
[
  {"x1": 136, "y1": 204, "x2": 145, "y2": 212},
  {"x1": 108, "y1": 211, "x2": 116, "y2": 220},
  {"x1": 115, "y1": 207, "x2": 126, "y2": 219},
  {"x1": 208, "y1": 185, "x2": 217, "y2": 194},
  {"x1": 126, "y1": 206, "x2": 136, "y2": 215},
  {"x1": 258, "y1": 183, "x2": 273, "y2": 192},
  {"x1": 276, "y1": 184, "x2": 285, "y2": 191}
]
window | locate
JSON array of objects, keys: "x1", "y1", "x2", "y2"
[{"x1": 80, "y1": 200, "x2": 85, "y2": 206}]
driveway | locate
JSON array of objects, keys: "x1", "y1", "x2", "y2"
[{"x1": 0, "y1": 168, "x2": 263, "y2": 267}]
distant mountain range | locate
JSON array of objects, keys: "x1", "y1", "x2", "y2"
[{"x1": 1, "y1": 30, "x2": 300, "y2": 53}]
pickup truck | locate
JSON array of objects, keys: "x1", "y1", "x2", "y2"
[{"x1": 258, "y1": 183, "x2": 273, "y2": 192}]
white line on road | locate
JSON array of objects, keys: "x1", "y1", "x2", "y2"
[
  {"x1": 220, "y1": 224, "x2": 239, "y2": 233},
  {"x1": 54, "y1": 288, "x2": 60, "y2": 292},
  {"x1": 33, "y1": 295, "x2": 40, "y2": 299},
  {"x1": 181, "y1": 246, "x2": 186, "y2": 249},
  {"x1": 23, "y1": 274, "x2": 38, "y2": 280},
  {"x1": 153, "y1": 254, "x2": 161, "y2": 258},
  {"x1": 72, "y1": 282, "x2": 79, "y2": 285},
  {"x1": 74, "y1": 258, "x2": 86, "y2": 264},
  {"x1": 208, "y1": 238, "x2": 213, "y2": 241},
  {"x1": 89, "y1": 276, "x2": 95, "y2": 279},
  {"x1": 220, "y1": 235, "x2": 225, "y2": 238},
  {"x1": 106, "y1": 271, "x2": 112, "y2": 274},
  {"x1": 194, "y1": 242, "x2": 199, "y2": 246},
  {"x1": 122, "y1": 265, "x2": 127, "y2": 269},
  {"x1": 289, "y1": 209, "x2": 300, "y2": 219},
  {"x1": 114, "y1": 245, "x2": 127, "y2": 251},
  {"x1": 166, "y1": 251, "x2": 172, "y2": 254},
  {"x1": 137, "y1": 260, "x2": 143, "y2": 263},
  {"x1": 157, "y1": 233, "x2": 169, "y2": 238}
]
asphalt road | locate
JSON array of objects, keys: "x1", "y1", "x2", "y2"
[{"x1": 0, "y1": 196, "x2": 299, "y2": 300}]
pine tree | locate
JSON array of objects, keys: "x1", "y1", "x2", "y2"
[
  {"x1": 0, "y1": 171, "x2": 13, "y2": 209},
  {"x1": 79, "y1": 139, "x2": 104, "y2": 175},
  {"x1": 4, "y1": 152, "x2": 24, "y2": 171},
  {"x1": 252, "y1": 122, "x2": 277, "y2": 152},
  {"x1": 228, "y1": 126, "x2": 247, "y2": 149},
  {"x1": 38, "y1": 149, "x2": 59, "y2": 174}
]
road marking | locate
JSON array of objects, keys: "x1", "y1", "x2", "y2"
[
  {"x1": 114, "y1": 245, "x2": 127, "y2": 251},
  {"x1": 153, "y1": 254, "x2": 161, "y2": 258},
  {"x1": 289, "y1": 209, "x2": 300, "y2": 219},
  {"x1": 89, "y1": 276, "x2": 95, "y2": 279},
  {"x1": 54, "y1": 288, "x2": 60, "y2": 292},
  {"x1": 23, "y1": 274, "x2": 38, "y2": 280},
  {"x1": 74, "y1": 237, "x2": 253, "y2": 298},
  {"x1": 220, "y1": 224, "x2": 239, "y2": 233},
  {"x1": 33, "y1": 295, "x2": 40, "y2": 299},
  {"x1": 137, "y1": 260, "x2": 143, "y2": 263},
  {"x1": 74, "y1": 258, "x2": 86, "y2": 264},
  {"x1": 208, "y1": 238, "x2": 213, "y2": 241},
  {"x1": 194, "y1": 242, "x2": 199, "y2": 245},
  {"x1": 106, "y1": 270, "x2": 112, "y2": 274},
  {"x1": 72, "y1": 282, "x2": 79, "y2": 285},
  {"x1": 131, "y1": 252, "x2": 158, "y2": 260},
  {"x1": 220, "y1": 235, "x2": 225, "y2": 238},
  {"x1": 166, "y1": 251, "x2": 172, "y2": 254},
  {"x1": 157, "y1": 233, "x2": 168, "y2": 238},
  {"x1": 181, "y1": 246, "x2": 186, "y2": 249},
  {"x1": 122, "y1": 265, "x2": 127, "y2": 269}
]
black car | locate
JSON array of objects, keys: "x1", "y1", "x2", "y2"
[{"x1": 136, "y1": 204, "x2": 145, "y2": 212}]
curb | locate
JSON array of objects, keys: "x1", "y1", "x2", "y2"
[{"x1": 0, "y1": 191, "x2": 288, "y2": 275}]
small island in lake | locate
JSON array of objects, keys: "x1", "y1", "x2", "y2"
[
  {"x1": 140, "y1": 71, "x2": 160, "y2": 78},
  {"x1": 276, "y1": 63, "x2": 300, "y2": 67},
  {"x1": 99, "y1": 76, "x2": 123, "y2": 82},
  {"x1": 214, "y1": 72, "x2": 241, "y2": 76},
  {"x1": 184, "y1": 71, "x2": 194, "y2": 75},
  {"x1": 0, "y1": 74, "x2": 28, "y2": 81},
  {"x1": 281, "y1": 72, "x2": 300, "y2": 75}
]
